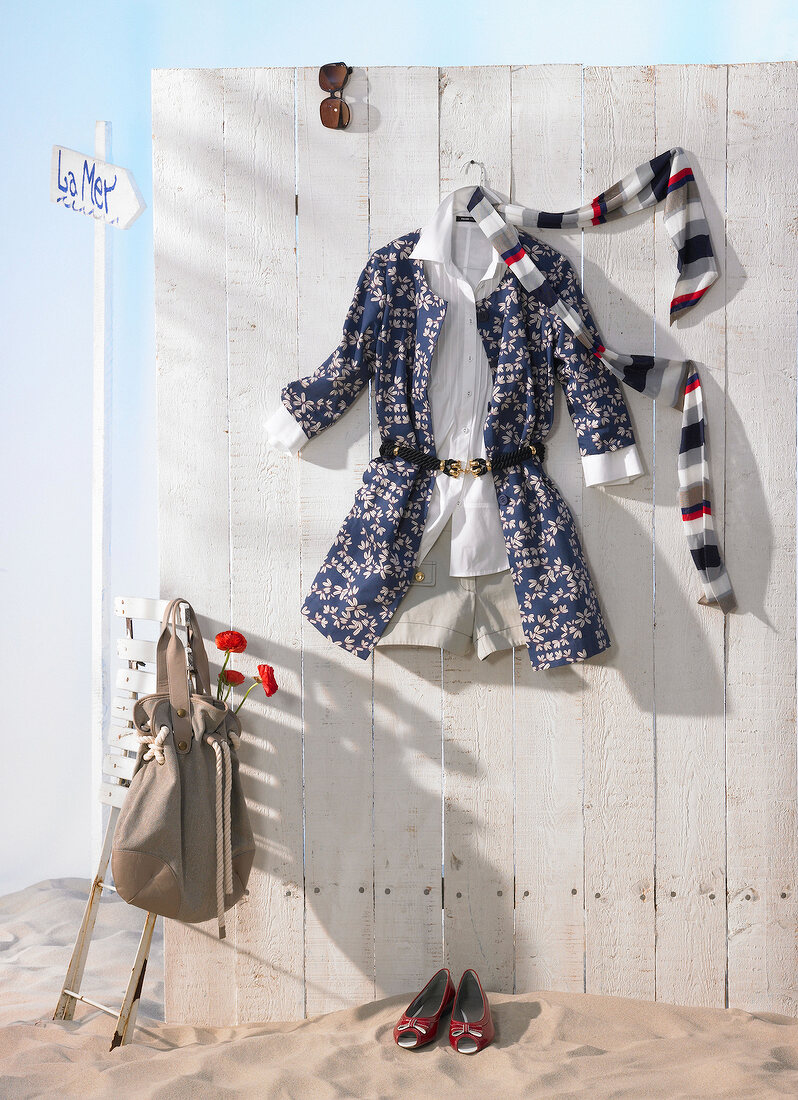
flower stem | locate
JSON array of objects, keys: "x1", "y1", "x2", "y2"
[
  {"x1": 234, "y1": 681, "x2": 260, "y2": 714},
  {"x1": 217, "y1": 650, "x2": 231, "y2": 699}
]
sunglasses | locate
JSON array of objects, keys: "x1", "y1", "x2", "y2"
[{"x1": 319, "y1": 62, "x2": 352, "y2": 129}]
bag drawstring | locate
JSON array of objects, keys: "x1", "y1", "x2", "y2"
[
  {"x1": 206, "y1": 727, "x2": 241, "y2": 938},
  {"x1": 205, "y1": 732, "x2": 233, "y2": 938},
  {"x1": 137, "y1": 722, "x2": 241, "y2": 940},
  {"x1": 139, "y1": 724, "x2": 170, "y2": 764}
]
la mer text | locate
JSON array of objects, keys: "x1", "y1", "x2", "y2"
[{"x1": 55, "y1": 149, "x2": 117, "y2": 216}]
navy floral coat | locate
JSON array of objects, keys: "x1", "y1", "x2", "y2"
[{"x1": 279, "y1": 229, "x2": 638, "y2": 670}]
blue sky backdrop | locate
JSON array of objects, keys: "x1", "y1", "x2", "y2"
[{"x1": 1, "y1": 0, "x2": 795, "y2": 892}]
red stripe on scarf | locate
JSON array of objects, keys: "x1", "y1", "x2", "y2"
[
  {"x1": 671, "y1": 286, "x2": 708, "y2": 311},
  {"x1": 684, "y1": 375, "x2": 701, "y2": 394},
  {"x1": 682, "y1": 503, "x2": 712, "y2": 521},
  {"x1": 668, "y1": 166, "x2": 694, "y2": 189},
  {"x1": 504, "y1": 247, "x2": 526, "y2": 266}
]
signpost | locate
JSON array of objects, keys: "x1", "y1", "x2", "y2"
[
  {"x1": 51, "y1": 124, "x2": 146, "y2": 862},
  {"x1": 50, "y1": 143, "x2": 145, "y2": 228}
]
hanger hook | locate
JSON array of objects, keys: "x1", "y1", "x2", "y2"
[{"x1": 464, "y1": 159, "x2": 488, "y2": 188}]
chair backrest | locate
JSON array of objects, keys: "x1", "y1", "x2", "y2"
[{"x1": 100, "y1": 597, "x2": 191, "y2": 808}]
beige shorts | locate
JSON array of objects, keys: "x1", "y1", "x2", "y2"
[{"x1": 376, "y1": 517, "x2": 527, "y2": 659}]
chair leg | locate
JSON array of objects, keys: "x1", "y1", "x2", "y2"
[
  {"x1": 110, "y1": 910, "x2": 157, "y2": 1050},
  {"x1": 54, "y1": 808, "x2": 119, "y2": 1021}
]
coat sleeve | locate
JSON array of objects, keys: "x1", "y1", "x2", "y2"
[
  {"x1": 551, "y1": 256, "x2": 645, "y2": 487},
  {"x1": 264, "y1": 250, "x2": 387, "y2": 455}
]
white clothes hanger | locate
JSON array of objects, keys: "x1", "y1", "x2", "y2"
[{"x1": 461, "y1": 159, "x2": 507, "y2": 205}]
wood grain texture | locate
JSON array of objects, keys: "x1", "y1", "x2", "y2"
[
  {"x1": 653, "y1": 64, "x2": 728, "y2": 1009},
  {"x1": 153, "y1": 67, "x2": 235, "y2": 1025},
  {"x1": 438, "y1": 66, "x2": 515, "y2": 994},
  {"x1": 368, "y1": 66, "x2": 445, "y2": 998},
  {"x1": 511, "y1": 63, "x2": 588, "y2": 996},
  {"x1": 581, "y1": 66, "x2": 656, "y2": 999},
  {"x1": 725, "y1": 61, "x2": 798, "y2": 1015},
  {"x1": 153, "y1": 64, "x2": 798, "y2": 1023},
  {"x1": 224, "y1": 67, "x2": 305, "y2": 1023},
  {"x1": 296, "y1": 66, "x2": 375, "y2": 1016}
]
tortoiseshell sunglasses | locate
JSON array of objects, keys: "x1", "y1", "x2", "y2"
[{"x1": 319, "y1": 62, "x2": 352, "y2": 129}]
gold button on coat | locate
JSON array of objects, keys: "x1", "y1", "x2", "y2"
[
  {"x1": 176, "y1": 708, "x2": 187, "y2": 717},
  {"x1": 414, "y1": 570, "x2": 425, "y2": 582}
]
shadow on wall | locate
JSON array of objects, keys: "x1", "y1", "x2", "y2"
[
  {"x1": 154, "y1": 66, "x2": 773, "y2": 1013},
  {"x1": 199, "y1": 269, "x2": 764, "y2": 1009},
  {"x1": 181, "y1": 385, "x2": 765, "y2": 1006}
]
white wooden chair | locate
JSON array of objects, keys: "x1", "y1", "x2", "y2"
[{"x1": 53, "y1": 596, "x2": 188, "y2": 1049}]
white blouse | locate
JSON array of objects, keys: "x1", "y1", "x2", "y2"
[{"x1": 264, "y1": 185, "x2": 644, "y2": 577}]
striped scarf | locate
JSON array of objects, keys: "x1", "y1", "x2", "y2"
[{"x1": 466, "y1": 147, "x2": 735, "y2": 614}]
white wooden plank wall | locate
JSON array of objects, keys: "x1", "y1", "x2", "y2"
[{"x1": 153, "y1": 63, "x2": 798, "y2": 1024}]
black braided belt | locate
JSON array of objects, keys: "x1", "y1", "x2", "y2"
[{"x1": 378, "y1": 437, "x2": 545, "y2": 478}]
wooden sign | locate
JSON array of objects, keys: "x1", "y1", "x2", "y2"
[{"x1": 50, "y1": 145, "x2": 146, "y2": 228}]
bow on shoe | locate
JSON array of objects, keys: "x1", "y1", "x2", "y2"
[
  {"x1": 397, "y1": 1017, "x2": 429, "y2": 1036},
  {"x1": 451, "y1": 1022, "x2": 482, "y2": 1039}
]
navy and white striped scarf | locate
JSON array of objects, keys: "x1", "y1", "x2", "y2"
[{"x1": 467, "y1": 147, "x2": 735, "y2": 613}]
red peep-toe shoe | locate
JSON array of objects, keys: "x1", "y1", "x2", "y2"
[
  {"x1": 393, "y1": 967, "x2": 456, "y2": 1049},
  {"x1": 449, "y1": 969, "x2": 495, "y2": 1054}
]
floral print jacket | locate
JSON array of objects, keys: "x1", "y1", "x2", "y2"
[{"x1": 279, "y1": 229, "x2": 638, "y2": 670}]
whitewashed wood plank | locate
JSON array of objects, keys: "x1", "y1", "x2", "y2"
[
  {"x1": 581, "y1": 66, "x2": 656, "y2": 998},
  {"x1": 99, "y1": 781, "x2": 128, "y2": 809},
  {"x1": 91, "y1": 120, "x2": 113, "y2": 868},
  {"x1": 114, "y1": 596, "x2": 171, "y2": 621},
  {"x1": 115, "y1": 668, "x2": 155, "y2": 694},
  {"x1": 653, "y1": 64, "x2": 728, "y2": 1009},
  {"x1": 511, "y1": 63, "x2": 587, "y2": 995},
  {"x1": 116, "y1": 637, "x2": 155, "y2": 663},
  {"x1": 102, "y1": 753, "x2": 137, "y2": 782},
  {"x1": 297, "y1": 65, "x2": 375, "y2": 1015},
  {"x1": 109, "y1": 730, "x2": 139, "y2": 752},
  {"x1": 439, "y1": 65, "x2": 516, "y2": 994},
  {"x1": 223, "y1": 66, "x2": 305, "y2": 1023},
  {"x1": 153, "y1": 66, "x2": 235, "y2": 1025},
  {"x1": 368, "y1": 66, "x2": 444, "y2": 998},
  {"x1": 725, "y1": 61, "x2": 798, "y2": 1016}
]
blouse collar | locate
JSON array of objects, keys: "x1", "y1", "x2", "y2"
[{"x1": 410, "y1": 185, "x2": 505, "y2": 290}]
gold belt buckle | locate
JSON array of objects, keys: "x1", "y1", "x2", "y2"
[{"x1": 446, "y1": 459, "x2": 464, "y2": 478}]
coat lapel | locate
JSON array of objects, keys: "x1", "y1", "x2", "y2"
[{"x1": 409, "y1": 256, "x2": 447, "y2": 453}]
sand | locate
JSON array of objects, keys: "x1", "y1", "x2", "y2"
[{"x1": 2, "y1": 879, "x2": 798, "y2": 1098}]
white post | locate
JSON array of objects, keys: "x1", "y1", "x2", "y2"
[{"x1": 91, "y1": 121, "x2": 113, "y2": 863}]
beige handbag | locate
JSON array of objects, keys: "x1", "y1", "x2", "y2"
[{"x1": 111, "y1": 598, "x2": 255, "y2": 938}]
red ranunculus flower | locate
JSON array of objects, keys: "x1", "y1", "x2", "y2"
[
  {"x1": 257, "y1": 664, "x2": 278, "y2": 697},
  {"x1": 220, "y1": 669, "x2": 245, "y2": 686},
  {"x1": 215, "y1": 630, "x2": 247, "y2": 653}
]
